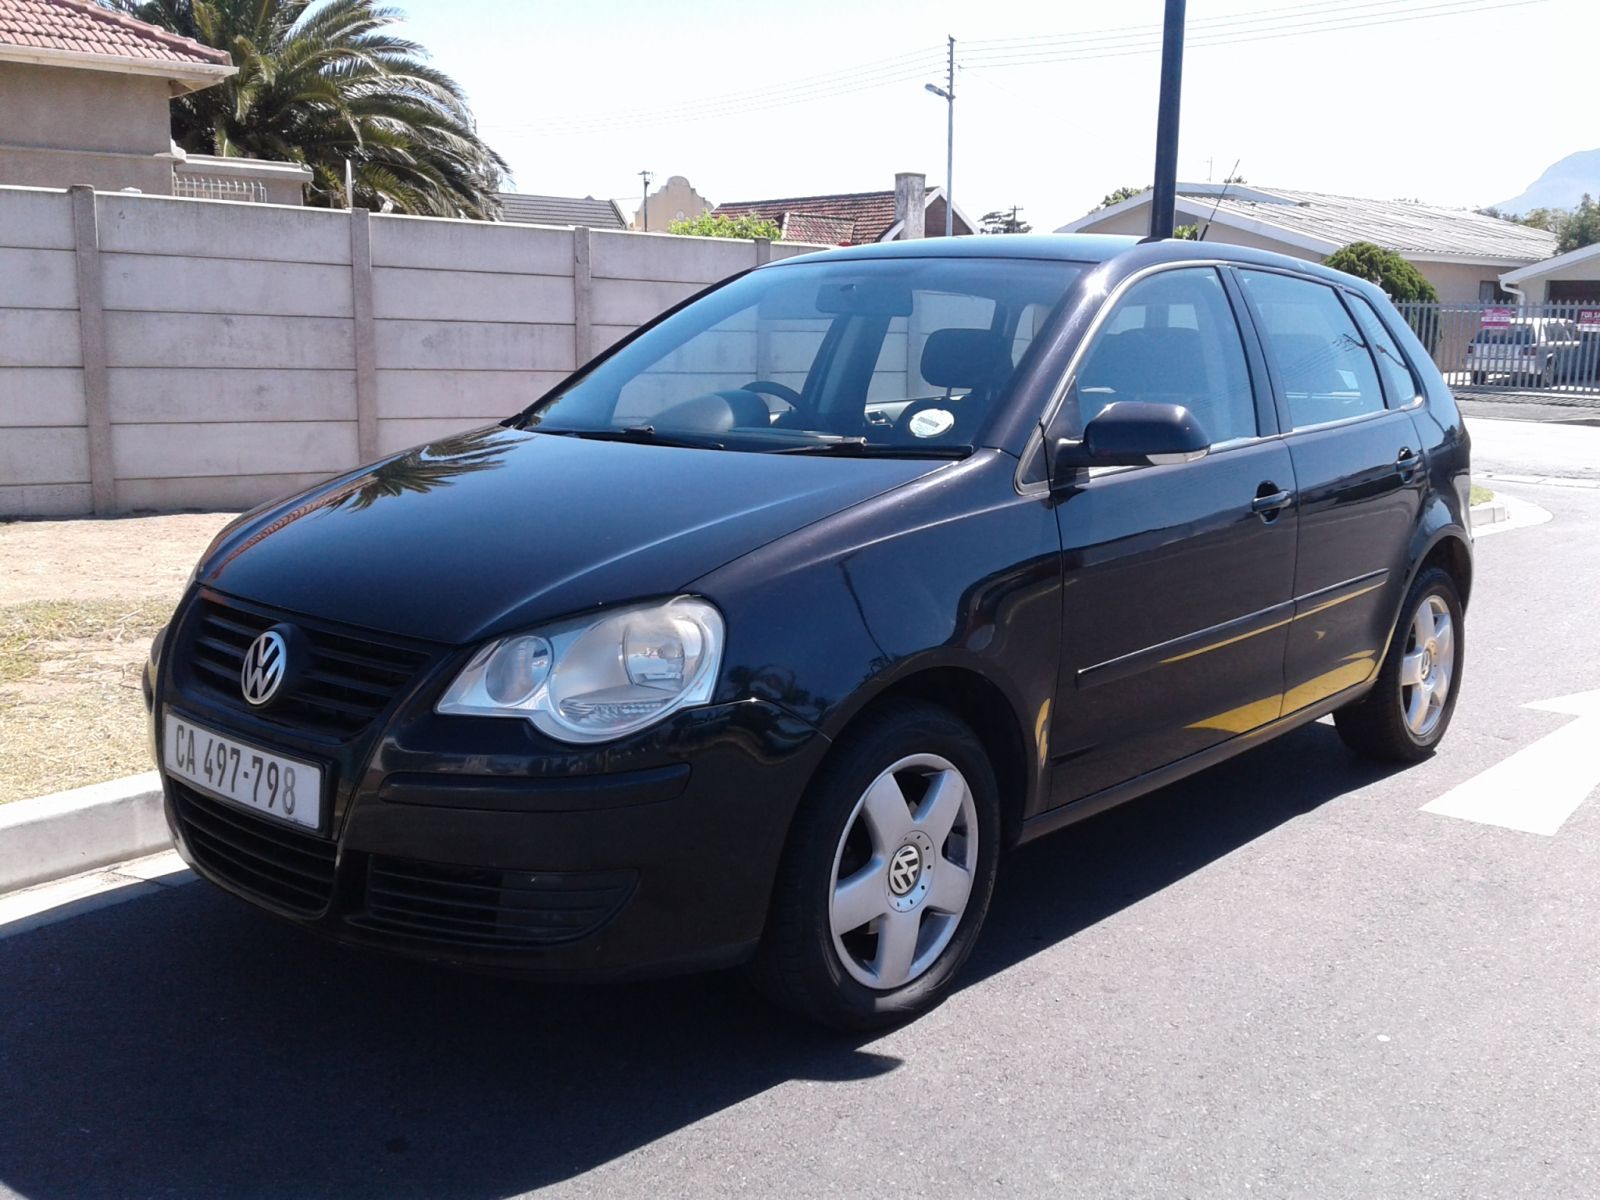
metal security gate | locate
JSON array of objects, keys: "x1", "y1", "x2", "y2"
[{"x1": 1395, "y1": 301, "x2": 1600, "y2": 406}]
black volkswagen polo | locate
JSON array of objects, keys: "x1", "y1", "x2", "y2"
[{"x1": 147, "y1": 234, "x2": 1471, "y2": 1029}]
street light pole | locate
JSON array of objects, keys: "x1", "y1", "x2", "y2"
[
  {"x1": 639, "y1": 169, "x2": 653, "y2": 232},
  {"x1": 924, "y1": 35, "x2": 955, "y2": 238},
  {"x1": 1149, "y1": 0, "x2": 1186, "y2": 240}
]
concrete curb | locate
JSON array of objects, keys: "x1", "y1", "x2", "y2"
[
  {"x1": 0, "y1": 772, "x2": 172, "y2": 894},
  {"x1": 1469, "y1": 499, "x2": 1509, "y2": 527}
]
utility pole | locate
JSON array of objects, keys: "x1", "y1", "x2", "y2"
[
  {"x1": 1149, "y1": 0, "x2": 1186, "y2": 240},
  {"x1": 639, "y1": 169, "x2": 653, "y2": 232},
  {"x1": 924, "y1": 35, "x2": 955, "y2": 237}
]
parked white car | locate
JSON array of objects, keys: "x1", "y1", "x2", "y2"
[{"x1": 1465, "y1": 318, "x2": 1582, "y2": 387}]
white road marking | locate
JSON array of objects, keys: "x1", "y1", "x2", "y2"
[
  {"x1": 1422, "y1": 689, "x2": 1600, "y2": 835},
  {"x1": 0, "y1": 850, "x2": 193, "y2": 940}
]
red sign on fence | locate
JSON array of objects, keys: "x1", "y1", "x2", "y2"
[
  {"x1": 1481, "y1": 307, "x2": 1514, "y2": 327},
  {"x1": 1579, "y1": 309, "x2": 1600, "y2": 332}
]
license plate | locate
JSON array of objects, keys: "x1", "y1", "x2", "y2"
[{"x1": 162, "y1": 713, "x2": 324, "y2": 832}]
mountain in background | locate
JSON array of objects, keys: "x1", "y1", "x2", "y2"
[{"x1": 1498, "y1": 148, "x2": 1600, "y2": 214}]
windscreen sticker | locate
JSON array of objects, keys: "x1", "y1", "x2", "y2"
[{"x1": 908, "y1": 408, "x2": 956, "y2": 438}]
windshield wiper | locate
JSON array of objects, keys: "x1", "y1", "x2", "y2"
[
  {"x1": 774, "y1": 438, "x2": 972, "y2": 459},
  {"x1": 536, "y1": 425, "x2": 725, "y2": 451}
]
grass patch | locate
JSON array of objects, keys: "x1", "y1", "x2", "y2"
[
  {"x1": 1469, "y1": 485, "x2": 1495, "y2": 507},
  {"x1": 0, "y1": 597, "x2": 174, "y2": 803}
]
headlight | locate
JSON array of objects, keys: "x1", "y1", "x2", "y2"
[{"x1": 436, "y1": 597, "x2": 725, "y2": 744}]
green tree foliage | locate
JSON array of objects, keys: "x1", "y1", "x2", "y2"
[
  {"x1": 1557, "y1": 194, "x2": 1600, "y2": 254},
  {"x1": 1479, "y1": 197, "x2": 1600, "y2": 253},
  {"x1": 1324, "y1": 241, "x2": 1439, "y2": 349},
  {"x1": 102, "y1": 0, "x2": 507, "y2": 217},
  {"x1": 1323, "y1": 241, "x2": 1439, "y2": 303},
  {"x1": 1098, "y1": 184, "x2": 1148, "y2": 209},
  {"x1": 1174, "y1": 223, "x2": 1200, "y2": 240},
  {"x1": 667, "y1": 213, "x2": 782, "y2": 240},
  {"x1": 979, "y1": 208, "x2": 1031, "y2": 235}
]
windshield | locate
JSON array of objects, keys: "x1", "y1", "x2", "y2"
[{"x1": 516, "y1": 257, "x2": 1085, "y2": 455}]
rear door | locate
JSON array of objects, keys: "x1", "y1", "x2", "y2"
[
  {"x1": 1234, "y1": 269, "x2": 1425, "y2": 717},
  {"x1": 1048, "y1": 265, "x2": 1299, "y2": 805}
]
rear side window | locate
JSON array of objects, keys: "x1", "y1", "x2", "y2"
[
  {"x1": 1075, "y1": 267, "x2": 1257, "y2": 444},
  {"x1": 1238, "y1": 270, "x2": 1385, "y2": 429},
  {"x1": 1347, "y1": 293, "x2": 1422, "y2": 407}
]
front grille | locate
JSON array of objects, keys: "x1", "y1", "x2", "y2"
[
  {"x1": 186, "y1": 597, "x2": 429, "y2": 738},
  {"x1": 353, "y1": 857, "x2": 635, "y2": 949},
  {"x1": 173, "y1": 783, "x2": 338, "y2": 916}
]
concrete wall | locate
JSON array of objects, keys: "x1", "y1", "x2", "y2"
[
  {"x1": 0, "y1": 185, "x2": 822, "y2": 517},
  {"x1": 0, "y1": 62, "x2": 178, "y2": 195}
]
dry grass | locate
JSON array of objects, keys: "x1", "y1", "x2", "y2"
[
  {"x1": 0, "y1": 598, "x2": 176, "y2": 803},
  {"x1": 0, "y1": 512, "x2": 234, "y2": 803},
  {"x1": 1469, "y1": 485, "x2": 1495, "y2": 507}
]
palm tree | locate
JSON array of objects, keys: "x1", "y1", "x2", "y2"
[{"x1": 103, "y1": 0, "x2": 507, "y2": 217}]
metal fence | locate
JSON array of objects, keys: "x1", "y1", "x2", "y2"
[
  {"x1": 1395, "y1": 300, "x2": 1600, "y2": 405},
  {"x1": 171, "y1": 174, "x2": 268, "y2": 204}
]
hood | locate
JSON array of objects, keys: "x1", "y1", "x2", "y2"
[{"x1": 199, "y1": 426, "x2": 945, "y2": 644}]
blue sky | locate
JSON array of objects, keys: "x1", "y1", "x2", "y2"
[{"x1": 396, "y1": 0, "x2": 1595, "y2": 230}]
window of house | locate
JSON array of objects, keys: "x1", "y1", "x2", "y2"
[
  {"x1": 1074, "y1": 267, "x2": 1257, "y2": 444},
  {"x1": 1479, "y1": 280, "x2": 1513, "y2": 303},
  {"x1": 1238, "y1": 270, "x2": 1385, "y2": 429}
]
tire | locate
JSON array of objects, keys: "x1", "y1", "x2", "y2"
[
  {"x1": 1540, "y1": 359, "x2": 1556, "y2": 388},
  {"x1": 749, "y1": 699, "x2": 1002, "y2": 1031},
  {"x1": 1334, "y1": 566, "x2": 1464, "y2": 763},
  {"x1": 1469, "y1": 371, "x2": 1486, "y2": 385}
]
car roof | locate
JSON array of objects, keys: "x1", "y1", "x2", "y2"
[{"x1": 766, "y1": 232, "x2": 1378, "y2": 294}]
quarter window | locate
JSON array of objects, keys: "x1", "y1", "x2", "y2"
[
  {"x1": 1239, "y1": 271, "x2": 1385, "y2": 429},
  {"x1": 1074, "y1": 268, "x2": 1257, "y2": 443},
  {"x1": 1347, "y1": 293, "x2": 1422, "y2": 407}
]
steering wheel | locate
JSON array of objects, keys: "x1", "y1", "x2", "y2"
[{"x1": 739, "y1": 379, "x2": 809, "y2": 419}]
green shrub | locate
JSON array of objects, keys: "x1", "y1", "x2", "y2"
[
  {"x1": 668, "y1": 213, "x2": 781, "y2": 240},
  {"x1": 1324, "y1": 241, "x2": 1440, "y2": 349}
]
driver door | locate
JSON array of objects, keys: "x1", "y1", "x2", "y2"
[{"x1": 1047, "y1": 266, "x2": 1300, "y2": 806}]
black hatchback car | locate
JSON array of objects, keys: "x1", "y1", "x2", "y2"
[{"x1": 148, "y1": 234, "x2": 1471, "y2": 1029}]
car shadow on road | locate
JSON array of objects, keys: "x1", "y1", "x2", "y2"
[{"x1": 0, "y1": 721, "x2": 1399, "y2": 1199}]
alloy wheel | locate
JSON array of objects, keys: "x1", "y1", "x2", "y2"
[
  {"x1": 1400, "y1": 594, "x2": 1454, "y2": 740},
  {"x1": 827, "y1": 753, "x2": 978, "y2": 990}
]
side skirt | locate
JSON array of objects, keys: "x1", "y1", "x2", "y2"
[{"x1": 1017, "y1": 679, "x2": 1374, "y2": 846}]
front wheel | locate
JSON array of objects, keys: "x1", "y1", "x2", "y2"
[
  {"x1": 1334, "y1": 566, "x2": 1464, "y2": 763},
  {"x1": 750, "y1": 700, "x2": 1001, "y2": 1030}
]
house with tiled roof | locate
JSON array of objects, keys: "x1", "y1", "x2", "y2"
[
  {"x1": 0, "y1": 0, "x2": 239, "y2": 195},
  {"x1": 712, "y1": 172, "x2": 975, "y2": 246},
  {"x1": 497, "y1": 192, "x2": 629, "y2": 229},
  {"x1": 1058, "y1": 182, "x2": 1559, "y2": 304}
]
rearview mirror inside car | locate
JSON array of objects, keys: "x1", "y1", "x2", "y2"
[{"x1": 1052, "y1": 400, "x2": 1211, "y2": 477}]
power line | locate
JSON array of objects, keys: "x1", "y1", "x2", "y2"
[
  {"x1": 487, "y1": 0, "x2": 1551, "y2": 137},
  {"x1": 962, "y1": 0, "x2": 1552, "y2": 66}
]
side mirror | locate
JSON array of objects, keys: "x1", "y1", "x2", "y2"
[{"x1": 1052, "y1": 400, "x2": 1211, "y2": 476}]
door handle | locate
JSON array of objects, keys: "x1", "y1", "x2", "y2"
[
  {"x1": 1251, "y1": 486, "x2": 1294, "y2": 517},
  {"x1": 1395, "y1": 449, "x2": 1423, "y2": 479}
]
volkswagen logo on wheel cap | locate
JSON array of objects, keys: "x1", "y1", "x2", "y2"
[
  {"x1": 887, "y1": 844, "x2": 922, "y2": 896},
  {"x1": 240, "y1": 629, "x2": 290, "y2": 707}
]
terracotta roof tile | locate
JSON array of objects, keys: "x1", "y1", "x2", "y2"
[
  {"x1": 714, "y1": 190, "x2": 904, "y2": 246},
  {"x1": 778, "y1": 212, "x2": 857, "y2": 245},
  {"x1": 0, "y1": 0, "x2": 233, "y2": 69}
]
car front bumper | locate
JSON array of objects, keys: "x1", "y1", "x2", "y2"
[{"x1": 148, "y1": 599, "x2": 830, "y2": 980}]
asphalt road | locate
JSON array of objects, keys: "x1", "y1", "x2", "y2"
[{"x1": 2, "y1": 421, "x2": 1596, "y2": 1200}]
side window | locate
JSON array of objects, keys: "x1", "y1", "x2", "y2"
[
  {"x1": 1347, "y1": 293, "x2": 1422, "y2": 407},
  {"x1": 1074, "y1": 267, "x2": 1257, "y2": 444},
  {"x1": 1238, "y1": 270, "x2": 1385, "y2": 429}
]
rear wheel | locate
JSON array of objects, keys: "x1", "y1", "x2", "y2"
[
  {"x1": 1469, "y1": 371, "x2": 1486, "y2": 385},
  {"x1": 1334, "y1": 566, "x2": 1464, "y2": 763},
  {"x1": 750, "y1": 700, "x2": 1001, "y2": 1030}
]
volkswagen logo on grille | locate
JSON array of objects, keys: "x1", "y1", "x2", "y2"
[
  {"x1": 240, "y1": 629, "x2": 289, "y2": 707},
  {"x1": 887, "y1": 844, "x2": 922, "y2": 897}
]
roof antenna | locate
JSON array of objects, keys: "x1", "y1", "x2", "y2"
[{"x1": 1199, "y1": 159, "x2": 1240, "y2": 241}]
